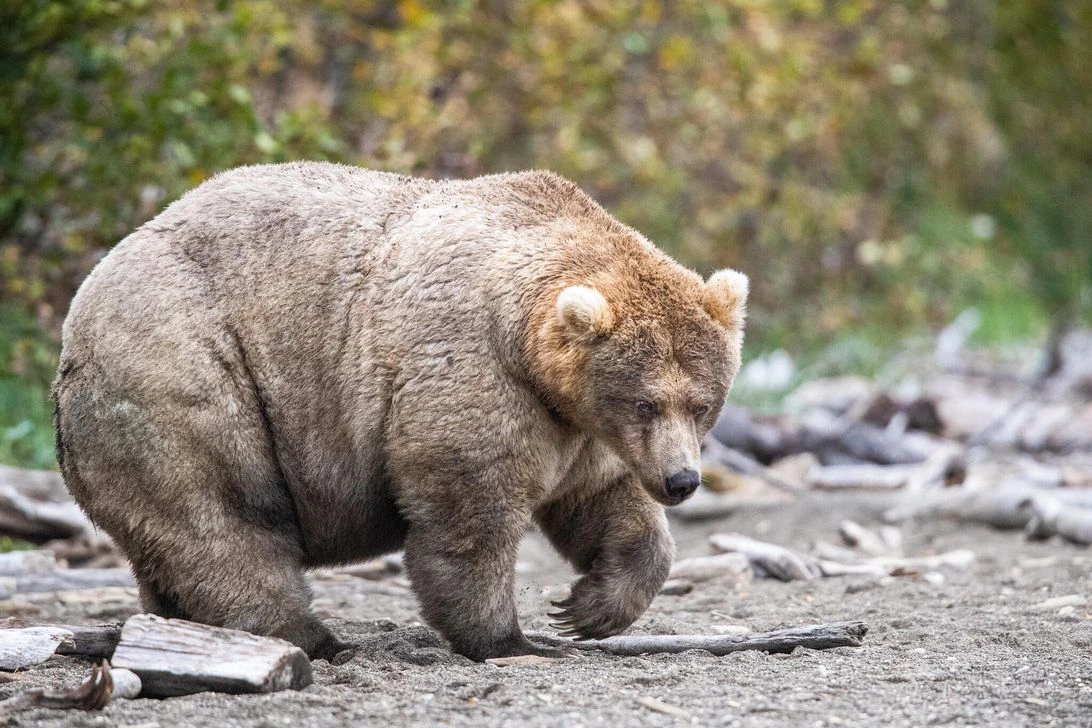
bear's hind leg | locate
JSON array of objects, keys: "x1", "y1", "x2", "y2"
[{"x1": 132, "y1": 522, "x2": 348, "y2": 659}]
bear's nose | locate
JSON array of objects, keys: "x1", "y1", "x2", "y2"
[{"x1": 665, "y1": 468, "x2": 701, "y2": 500}]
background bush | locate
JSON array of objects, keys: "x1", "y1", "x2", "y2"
[{"x1": 2, "y1": 0, "x2": 1090, "y2": 466}]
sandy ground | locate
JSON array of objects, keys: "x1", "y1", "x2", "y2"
[{"x1": 3, "y1": 492, "x2": 1090, "y2": 727}]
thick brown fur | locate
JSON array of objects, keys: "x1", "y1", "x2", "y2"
[{"x1": 52, "y1": 163, "x2": 747, "y2": 661}]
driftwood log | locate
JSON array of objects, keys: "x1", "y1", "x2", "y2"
[
  {"x1": 0, "y1": 622, "x2": 122, "y2": 669},
  {"x1": 0, "y1": 626, "x2": 72, "y2": 670},
  {"x1": 884, "y1": 482, "x2": 1092, "y2": 529},
  {"x1": 711, "y1": 406, "x2": 930, "y2": 467},
  {"x1": 0, "y1": 568, "x2": 135, "y2": 598},
  {"x1": 532, "y1": 621, "x2": 868, "y2": 656},
  {"x1": 708, "y1": 533, "x2": 823, "y2": 581},
  {"x1": 1023, "y1": 494, "x2": 1092, "y2": 545},
  {"x1": 668, "y1": 552, "x2": 752, "y2": 583},
  {"x1": 111, "y1": 614, "x2": 312, "y2": 697}
]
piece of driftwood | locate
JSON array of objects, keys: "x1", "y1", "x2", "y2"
[
  {"x1": 815, "y1": 560, "x2": 888, "y2": 577},
  {"x1": 839, "y1": 520, "x2": 901, "y2": 557},
  {"x1": 0, "y1": 550, "x2": 58, "y2": 576},
  {"x1": 868, "y1": 549, "x2": 976, "y2": 573},
  {"x1": 1023, "y1": 494, "x2": 1092, "y2": 545},
  {"x1": 658, "y1": 579, "x2": 694, "y2": 596},
  {"x1": 1, "y1": 568, "x2": 135, "y2": 597},
  {"x1": 668, "y1": 552, "x2": 752, "y2": 583},
  {"x1": 708, "y1": 533, "x2": 822, "y2": 581},
  {"x1": 0, "y1": 660, "x2": 114, "y2": 717},
  {"x1": 111, "y1": 614, "x2": 312, "y2": 697},
  {"x1": 702, "y1": 437, "x2": 803, "y2": 494},
  {"x1": 52, "y1": 623, "x2": 123, "y2": 659},
  {"x1": 0, "y1": 466, "x2": 67, "y2": 502},
  {"x1": 710, "y1": 406, "x2": 930, "y2": 467},
  {"x1": 532, "y1": 621, "x2": 868, "y2": 656},
  {"x1": 0, "y1": 626, "x2": 72, "y2": 670},
  {"x1": 0, "y1": 484, "x2": 93, "y2": 541},
  {"x1": 884, "y1": 482, "x2": 1092, "y2": 527},
  {"x1": 807, "y1": 464, "x2": 917, "y2": 490}
]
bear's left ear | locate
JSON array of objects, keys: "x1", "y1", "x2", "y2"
[
  {"x1": 703, "y1": 268, "x2": 749, "y2": 330},
  {"x1": 556, "y1": 285, "x2": 614, "y2": 339}
]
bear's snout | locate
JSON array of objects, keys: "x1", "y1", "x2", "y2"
[{"x1": 664, "y1": 468, "x2": 701, "y2": 503}]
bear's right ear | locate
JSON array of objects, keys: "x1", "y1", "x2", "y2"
[{"x1": 556, "y1": 285, "x2": 613, "y2": 339}]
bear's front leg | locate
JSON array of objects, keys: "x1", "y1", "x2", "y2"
[
  {"x1": 536, "y1": 475, "x2": 675, "y2": 639},
  {"x1": 402, "y1": 503, "x2": 564, "y2": 661}
]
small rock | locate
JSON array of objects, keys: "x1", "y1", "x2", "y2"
[
  {"x1": 637, "y1": 696, "x2": 690, "y2": 719},
  {"x1": 922, "y1": 571, "x2": 945, "y2": 586},
  {"x1": 1058, "y1": 606, "x2": 1077, "y2": 618}
]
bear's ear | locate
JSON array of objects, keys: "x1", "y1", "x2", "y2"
[
  {"x1": 703, "y1": 268, "x2": 749, "y2": 330},
  {"x1": 556, "y1": 285, "x2": 613, "y2": 339}
]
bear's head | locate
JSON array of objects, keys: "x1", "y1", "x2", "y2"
[{"x1": 536, "y1": 264, "x2": 748, "y2": 506}]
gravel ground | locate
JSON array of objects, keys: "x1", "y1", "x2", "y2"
[{"x1": 4, "y1": 492, "x2": 1091, "y2": 727}]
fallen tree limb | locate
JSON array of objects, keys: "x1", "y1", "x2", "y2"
[
  {"x1": 668, "y1": 553, "x2": 752, "y2": 584},
  {"x1": 702, "y1": 437, "x2": 804, "y2": 494},
  {"x1": 53, "y1": 623, "x2": 123, "y2": 659},
  {"x1": 0, "y1": 484, "x2": 92, "y2": 541},
  {"x1": 0, "y1": 466, "x2": 67, "y2": 502},
  {"x1": 0, "y1": 626, "x2": 72, "y2": 670},
  {"x1": 0, "y1": 660, "x2": 114, "y2": 717},
  {"x1": 839, "y1": 520, "x2": 902, "y2": 557},
  {"x1": 0, "y1": 568, "x2": 135, "y2": 598},
  {"x1": 530, "y1": 621, "x2": 868, "y2": 656},
  {"x1": 807, "y1": 464, "x2": 916, "y2": 490},
  {"x1": 1023, "y1": 494, "x2": 1092, "y2": 545},
  {"x1": 884, "y1": 482, "x2": 1092, "y2": 528},
  {"x1": 708, "y1": 533, "x2": 822, "y2": 581},
  {"x1": 111, "y1": 614, "x2": 312, "y2": 697}
]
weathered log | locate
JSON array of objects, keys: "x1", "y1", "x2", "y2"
[
  {"x1": 658, "y1": 579, "x2": 694, "y2": 596},
  {"x1": 838, "y1": 520, "x2": 901, "y2": 557},
  {"x1": 54, "y1": 623, "x2": 123, "y2": 659},
  {"x1": 0, "y1": 626, "x2": 72, "y2": 670},
  {"x1": 702, "y1": 437, "x2": 804, "y2": 494},
  {"x1": 807, "y1": 464, "x2": 917, "y2": 490},
  {"x1": 0, "y1": 484, "x2": 92, "y2": 541},
  {"x1": 1, "y1": 568, "x2": 135, "y2": 597},
  {"x1": 1023, "y1": 494, "x2": 1092, "y2": 545},
  {"x1": 708, "y1": 533, "x2": 822, "y2": 581},
  {"x1": 0, "y1": 466, "x2": 67, "y2": 502},
  {"x1": 531, "y1": 621, "x2": 868, "y2": 656},
  {"x1": 884, "y1": 482, "x2": 1092, "y2": 527},
  {"x1": 0, "y1": 550, "x2": 58, "y2": 576},
  {"x1": 111, "y1": 614, "x2": 312, "y2": 697},
  {"x1": 710, "y1": 406, "x2": 930, "y2": 467},
  {"x1": 815, "y1": 560, "x2": 888, "y2": 577},
  {"x1": 869, "y1": 549, "x2": 976, "y2": 573},
  {"x1": 668, "y1": 553, "x2": 752, "y2": 583}
]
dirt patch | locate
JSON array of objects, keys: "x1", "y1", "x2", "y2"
[{"x1": 4, "y1": 492, "x2": 1090, "y2": 727}]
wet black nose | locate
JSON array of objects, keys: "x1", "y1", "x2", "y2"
[{"x1": 665, "y1": 469, "x2": 701, "y2": 500}]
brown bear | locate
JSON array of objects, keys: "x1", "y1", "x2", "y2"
[{"x1": 52, "y1": 163, "x2": 748, "y2": 661}]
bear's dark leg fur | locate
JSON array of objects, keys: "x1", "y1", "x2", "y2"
[
  {"x1": 402, "y1": 510, "x2": 563, "y2": 661},
  {"x1": 535, "y1": 475, "x2": 675, "y2": 639}
]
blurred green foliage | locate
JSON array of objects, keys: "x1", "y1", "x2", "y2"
[{"x1": 1, "y1": 0, "x2": 1090, "y2": 467}]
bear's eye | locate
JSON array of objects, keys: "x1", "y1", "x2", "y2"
[
  {"x1": 693, "y1": 404, "x2": 711, "y2": 419},
  {"x1": 635, "y1": 400, "x2": 658, "y2": 418}
]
